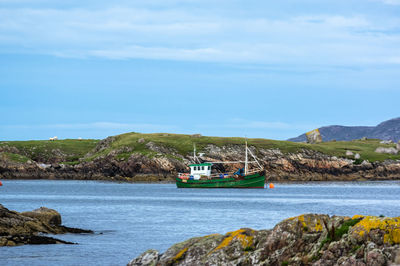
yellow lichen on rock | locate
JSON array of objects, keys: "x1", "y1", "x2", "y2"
[
  {"x1": 350, "y1": 216, "x2": 400, "y2": 244},
  {"x1": 173, "y1": 247, "x2": 188, "y2": 261},
  {"x1": 314, "y1": 220, "x2": 323, "y2": 232},
  {"x1": 388, "y1": 229, "x2": 400, "y2": 244},
  {"x1": 297, "y1": 214, "x2": 305, "y2": 224},
  {"x1": 290, "y1": 214, "x2": 323, "y2": 232},
  {"x1": 212, "y1": 229, "x2": 254, "y2": 252},
  {"x1": 236, "y1": 231, "x2": 254, "y2": 248}
]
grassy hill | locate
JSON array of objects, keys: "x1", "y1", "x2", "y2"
[
  {"x1": 0, "y1": 139, "x2": 99, "y2": 163},
  {"x1": 1, "y1": 132, "x2": 399, "y2": 164}
]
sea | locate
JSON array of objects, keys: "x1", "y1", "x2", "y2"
[{"x1": 1, "y1": 180, "x2": 400, "y2": 265}]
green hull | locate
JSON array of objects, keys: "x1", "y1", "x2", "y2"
[{"x1": 176, "y1": 173, "x2": 265, "y2": 188}]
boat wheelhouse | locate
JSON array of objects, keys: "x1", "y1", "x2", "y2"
[{"x1": 188, "y1": 163, "x2": 212, "y2": 179}]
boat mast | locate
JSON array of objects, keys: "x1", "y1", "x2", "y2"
[
  {"x1": 193, "y1": 143, "x2": 200, "y2": 163},
  {"x1": 245, "y1": 139, "x2": 248, "y2": 175},
  {"x1": 193, "y1": 143, "x2": 196, "y2": 163}
]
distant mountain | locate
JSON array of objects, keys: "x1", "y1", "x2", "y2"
[{"x1": 288, "y1": 117, "x2": 400, "y2": 142}]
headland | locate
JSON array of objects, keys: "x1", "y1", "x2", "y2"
[{"x1": 1, "y1": 132, "x2": 400, "y2": 182}]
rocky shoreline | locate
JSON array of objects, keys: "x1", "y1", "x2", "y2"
[
  {"x1": 1, "y1": 146, "x2": 400, "y2": 183},
  {"x1": 1, "y1": 136, "x2": 400, "y2": 182},
  {"x1": 0, "y1": 204, "x2": 93, "y2": 246},
  {"x1": 129, "y1": 214, "x2": 400, "y2": 266}
]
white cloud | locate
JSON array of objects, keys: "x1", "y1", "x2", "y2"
[
  {"x1": 196, "y1": 119, "x2": 317, "y2": 131},
  {"x1": 0, "y1": 6, "x2": 399, "y2": 66},
  {"x1": 89, "y1": 46, "x2": 220, "y2": 61},
  {"x1": 377, "y1": 0, "x2": 400, "y2": 5},
  {"x1": 2, "y1": 122, "x2": 178, "y2": 131}
]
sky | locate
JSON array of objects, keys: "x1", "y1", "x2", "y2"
[{"x1": 1, "y1": 0, "x2": 399, "y2": 140}]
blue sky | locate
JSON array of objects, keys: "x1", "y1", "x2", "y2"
[{"x1": 1, "y1": 0, "x2": 399, "y2": 140}]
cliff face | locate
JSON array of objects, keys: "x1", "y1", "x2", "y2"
[
  {"x1": 1, "y1": 134, "x2": 400, "y2": 182},
  {"x1": 128, "y1": 214, "x2": 400, "y2": 266}
]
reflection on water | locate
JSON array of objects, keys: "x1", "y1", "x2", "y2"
[{"x1": 0, "y1": 180, "x2": 399, "y2": 265}]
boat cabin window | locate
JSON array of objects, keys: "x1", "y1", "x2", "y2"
[
  {"x1": 208, "y1": 166, "x2": 211, "y2": 170},
  {"x1": 201, "y1": 166, "x2": 204, "y2": 170}
]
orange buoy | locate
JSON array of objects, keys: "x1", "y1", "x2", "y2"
[
  {"x1": 269, "y1": 183, "x2": 274, "y2": 189},
  {"x1": 0, "y1": 180, "x2": 2, "y2": 186}
]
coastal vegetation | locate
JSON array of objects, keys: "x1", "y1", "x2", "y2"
[
  {"x1": 0, "y1": 139, "x2": 98, "y2": 164},
  {"x1": 1, "y1": 132, "x2": 399, "y2": 165},
  {"x1": 1, "y1": 132, "x2": 399, "y2": 182},
  {"x1": 88, "y1": 132, "x2": 400, "y2": 162}
]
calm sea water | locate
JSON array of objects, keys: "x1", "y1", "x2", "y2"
[{"x1": 1, "y1": 180, "x2": 400, "y2": 265}]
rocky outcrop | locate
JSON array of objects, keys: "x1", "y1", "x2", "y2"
[
  {"x1": 264, "y1": 150, "x2": 400, "y2": 181},
  {"x1": 21, "y1": 207, "x2": 62, "y2": 225},
  {"x1": 380, "y1": 140, "x2": 394, "y2": 144},
  {"x1": 0, "y1": 204, "x2": 92, "y2": 246},
  {"x1": 346, "y1": 150, "x2": 354, "y2": 156},
  {"x1": 128, "y1": 214, "x2": 400, "y2": 266},
  {"x1": 1, "y1": 134, "x2": 400, "y2": 182},
  {"x1": 1, "y1": 143, "x2": 400, "y2": 182},
  {"x1": 375, "y1": 147, "x2": 398, "y2": 155},
  {"x1": 306, "y1": 129, "x2": 323, "y2": 144}
]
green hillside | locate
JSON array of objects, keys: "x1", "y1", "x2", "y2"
[
  {"x1": 1, "y1": 133, "x2": 399, "y2": 164},
  {"x1": 0, "y1": 139, "x2": 99, "y2": 163}
]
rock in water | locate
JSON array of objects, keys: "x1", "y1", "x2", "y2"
[
  {"x1": 0, "y1": 204, "x2": 92, "y2": 246},
  {"x1": 306, "y1": 129, "x2": 322, "y2": 144},
  {"x1": 128, "y1": 214, "x2": 400, "y2": 265},
  {"x1": 397, "y1": 141, "x2": 400, "y2": 151},
  {"x1": 21, "y1": 207, "x2": 62, "y2": 225}
]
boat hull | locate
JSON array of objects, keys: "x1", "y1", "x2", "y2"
[{"x1": 176, "y1": 173, "x2": 265, "y2": 188}]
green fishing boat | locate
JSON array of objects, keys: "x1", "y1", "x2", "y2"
[{"x1": 176, "y1": 141, "x2": 266, "y2": 188}]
